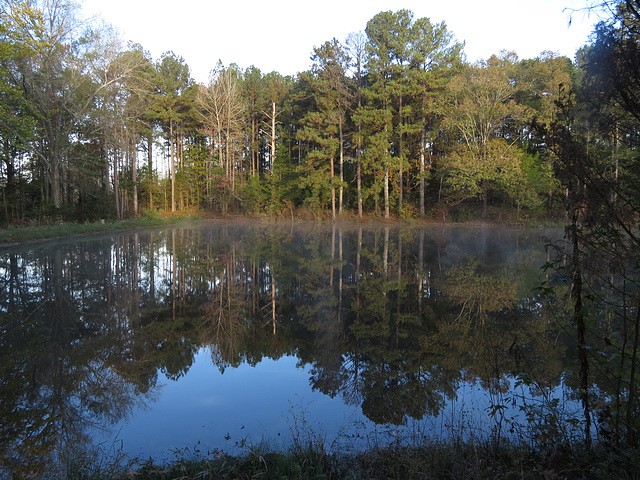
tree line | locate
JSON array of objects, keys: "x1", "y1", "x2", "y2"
[{"x1": 0, "y1": 0, "x2": 635, "y2": 224}]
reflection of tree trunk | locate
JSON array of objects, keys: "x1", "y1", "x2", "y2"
[
  {"x1": 149, "y1": 232, "x2": 155, "y2": 297},
  {"x1": 355, "y1": 227, "x2": 362, "y2": 399},
  {"x1": 172, "y1": 230, "x2": 176, "y2": 320},
  {"x1": 330, "y1": 224, "x2": 336, "y2": 287},
  {"x1": 9, "y1": 254, "x2": 25, "y2": 310},
  {"x1": 418, "y1": 231, "x2": 424, "y2": 316},
  {"x1": 338, "y1": 228, "x2": 343, "y2": 322},
  {"x1": 114, "y1": 239, "x2": 122, "y2": 329},
  {"x1": 134, "y1": 233, "x2": 140, "y2": 326},
  {"x1": 397, "y1": 236, "x2": 402, "y2": 286},
  {"x1": 383, "y1": 227, "x2": 389, "y2": 277},
  {"x1": 53, "y1": 250, "x2": 65, "y2": 330},
  {"x1": 397, "y1": 236, "x2": 402, "y2": 348},
  {"x1": 570, "y1": 219, "x2": 591, "y2": 447},
  {"x1": 227, "y1": 253, "x2": 232, "y2": 317},
  {"x1": 357, "y1": 227, "x2": 362, "y2": 282},
  {"x1": 252, "y1": 261, "x2": 258, "y2": 316},
  {"x1": 271, "y1": 269, "x2": 276, "y2": 336},
  {"x1": 628, "y1": 304, "x2": 640, "y2": 446}
]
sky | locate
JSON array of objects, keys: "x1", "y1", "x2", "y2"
[{"x1": 81, "y1": 0, "x2": 603, "y2": 85}]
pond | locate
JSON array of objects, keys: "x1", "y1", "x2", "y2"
[{"x1": 0, "y1": 221, "x2": 579, "y2": 476}]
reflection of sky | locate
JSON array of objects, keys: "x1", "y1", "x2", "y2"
[
  {"x1": 94, "y1": 347, "x2": 581, "y2": 463},
  {"x1": 96, "y1": 349, "x2": 377, "y2": 461}
]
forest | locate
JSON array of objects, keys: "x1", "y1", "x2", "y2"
[{"x1": 0, "y1": 0, "x2": 636, "y2": 224}]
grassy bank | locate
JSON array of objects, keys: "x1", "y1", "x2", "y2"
[
  {"x1": 63, "y1": 440, "x2": 639, "y2": 480},
  {"x1": 0, "y1": 211, "x2": 206, "y2": 246},
  {"x1": 0, "y1": 207, "x2": 563, "y2": 247}
]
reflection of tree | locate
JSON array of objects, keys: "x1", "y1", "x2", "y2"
[
  {"x1": 197, "y1": 224, "x2": 302, "y2": 370},
  {"x1": 349, "y1": 267, "x2": 454, "y2": 425},
  {"x1": 0, "y1": 223, "x2": 572, "y2": 476},
  {"x1": 442, "y1": 257, "x2": 518, "y2": 324},
  {"x1": 0, "y1": 244, "x2": 154, "y2": 476},
  {"x1": 0, "y1": 231, "x2": 205, "y2": 476},
  {"x1": 194, "y1": 224, "x2": 567, "y2": 428},
  {"x1": 427, "y1": 234, "x2": 568, "y2": 397},
  {"x1": 200, "y1": 247, "x2": 250, "y2": 372},
  {"x1": 291, "y1": 225, "x2": 346, "y2": 397}
]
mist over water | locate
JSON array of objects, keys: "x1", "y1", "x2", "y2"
[{"x1": 0, "y1": 222, "x2": 575, "y2": 474}]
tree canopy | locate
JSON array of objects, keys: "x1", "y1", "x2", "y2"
[{"x1": 0, "y1": 1, "x2": 631, "y2": 225}]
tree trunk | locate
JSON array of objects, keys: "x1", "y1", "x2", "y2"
[
  {"x1": 384, "y1": 166, "x2": 390, "y2": 219},
  {"x1": 271, "y1": 101, "x2": 276, "y2": 174},
  {"x1": 339, "y1": 117, "x2": 344, "y2": 215},
  {"x1": 570, "y1": 217, "x2": 591, "y2": 448},
  {"x1": 51, "y1": 148, "x2": 62, "y2": 210},
  {"x1": 132, "y1": 126, "x2": 138, "y2": 216},
  {"x1": 170, "y1": 120, "x2": 176, "y2": 212},
  {"x1": 356, "y1": 64, "x2": 363, "y2": 218},
  {"x1": 420, "y1": 108, "x2": 426, "y2": 216},
  {"x1": 114, "y1": 143, "x2": 121, "y2": 219},
  {"x1": 482, "y1": 180, "x2": 488, "y2": 219},
  {"x1": 398, "y1": 94, "x2": 403, "y2": 213},
  {"x1": 251, "y1": 113, "x2": 256, "y2": 177},
  {"x1": 148, "y1": 134, "x2": 153, "y2": 211},
  {"x1": 44, "y1": 115, "x2": 64, "y2": 210},
  {"x1": 357, "y1": 150, "x2": 362, "y2": 217},
  {"x1": 331, "y1": 152, "x2": 336, "y2": 220}
]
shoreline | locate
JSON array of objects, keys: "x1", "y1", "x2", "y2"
[{"x1": 0, "y1": 211, "x2": 565, "y2": 249}]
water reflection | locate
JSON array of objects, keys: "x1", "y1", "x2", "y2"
[{"x1": 0, "y1": 222, "x2": 566, "y2": 475}]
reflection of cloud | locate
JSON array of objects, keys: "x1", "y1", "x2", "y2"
[{"x1": 195, "y1": 396, "x2": 225, "y2": 407}]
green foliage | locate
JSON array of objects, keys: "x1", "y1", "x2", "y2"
[{"x1": 517, "y1": 152, "x2": 560, "y2": 212}]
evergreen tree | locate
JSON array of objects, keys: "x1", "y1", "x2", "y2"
[
  {"x1": 408, "y1": 17, "x2": 463, "y2": 216},
  {"x1": 151, "y1": 51, "x2": 192, "y2": 212},
  {"x1": 298, "y1": 38, "x2": 352, "y2": 219}
]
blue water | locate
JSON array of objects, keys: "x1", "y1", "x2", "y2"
[
  {"x1": 96, "y1": 350, "x2": 380, "y2": 460},
  {"x1": 94, "y1": 348, "x2": 567, "y2": 463}
]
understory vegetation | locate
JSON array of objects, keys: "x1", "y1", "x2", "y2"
[{"x1": 61, "y1": 437, "x2": 640, "y2": 479}]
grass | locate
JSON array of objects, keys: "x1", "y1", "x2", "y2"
[
  {"x1": 58, "y1": 439, "x2": 640, "y2": 480},
  {"x1": 0, "y1": 211, "x2": 206, "y2": 246},
  {"x1": 0, "y1": 204, "x2": 567, "y2": 247}
]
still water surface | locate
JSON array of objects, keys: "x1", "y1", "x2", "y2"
[{"x1": 0, "y1": 221, "x2": 573, "y2": 474}]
